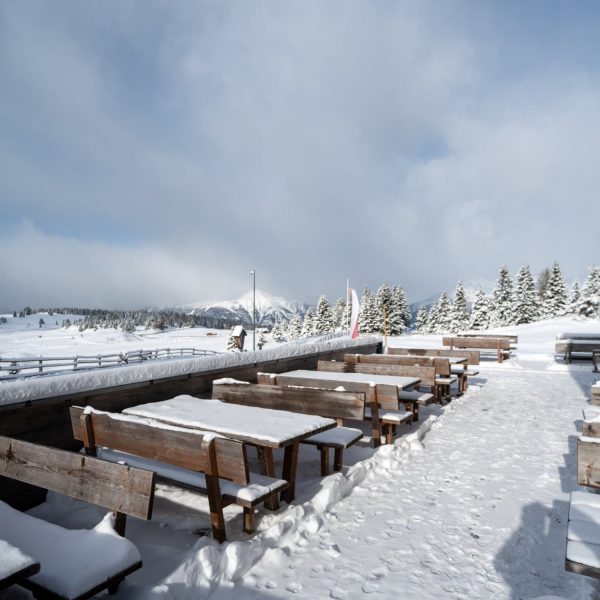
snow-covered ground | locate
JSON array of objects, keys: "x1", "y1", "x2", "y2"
[{"x1": 2, "y1": 317, "x2": 600, "y2": 599}]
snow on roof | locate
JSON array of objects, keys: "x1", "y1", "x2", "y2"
[
  {"x1": 231, "y1": 326, "x2": 246, "y2": 337},
  {"x1": 0, "y1": 336, "x2": 381, "y2": 406}
]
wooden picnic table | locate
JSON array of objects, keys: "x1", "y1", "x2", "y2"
[
  {"x1": 277, "y1": 369, "x2": 421, "y2": 390},
  {"x1": 123, "y1": 396, "x2": 335, "y2": 503},
  {"x1": 0, "y1": 539, "x2": 40, "y2": 590}
]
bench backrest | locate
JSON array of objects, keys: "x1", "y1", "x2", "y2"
[
  {"x1": 387, "y1": 347, "x2": 480, "y2": 366},
  {"x1": 70, "y1": 406, "x2": 248, "y2": 485},
  {"x1": 352, "y1": 362, "x2": 436, "y2": 387},
  {"x1": 0, "y1": 434, "x2": 155, "y2": 520},
  {"x1": 317, "y1": 360, "x2": 348, "y2": 373},
  {"x1": 212, "y1": 383, "x2": 366, "y2": 420},
  {"x1": 442, "y1": 336, "x2": 510, "y2": 350},
  {"x1": 269, "y1": 373, "x2": 398, "y2": 411},
  {"x1": 346, "y1": 354, "x2": 450, "y2": 376},
  {"x1": 458, "y1": 332, "x2": 518, "y2": 343}
]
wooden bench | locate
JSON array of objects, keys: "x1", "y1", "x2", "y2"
[
  {"x1": 442, "y1": 336, "x2": 510, "y2": 363},
  {"x1": 386, "y1": 348, "x2": 481, "y2": 392},
  {"x1": 592, "y1": 383, "x2": 600, "y2": 407},
  {"x1": 70, "y1": 406, "x2": 287, "y2": 540},
  {"x1": 457, "y1": 332, "x2": 518, "y2": 345},
  {"x1": 347, "y1": 353, "x2": 459, "y2": 398},
  {"x1": 212, "y1": 382, "x2": 364, "y2": 476},
  {"x1": 566, "y1": 436, "x2": 600, "y2": 578},
  {"x1": 0, "y1": 434, "x2": 155, "y2": 600},
  {"x1": 555, "y1": 334, "x2": 600, "y2": 365},
  {"x1": 259, "y1": 372, "x2": 413, "y2": 446}
]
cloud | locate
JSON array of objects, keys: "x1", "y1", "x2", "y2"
[{"x1": 1, "y1": 1, "x2": 599, "y2": 309}]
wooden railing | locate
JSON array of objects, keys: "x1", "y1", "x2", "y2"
[{"x1": 0, "y1": 347, "x2": 221, "y2": 380}]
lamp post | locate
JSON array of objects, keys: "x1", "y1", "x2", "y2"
[{"x1": 250, "y1": 269, "x2": 256, "y2": 351}]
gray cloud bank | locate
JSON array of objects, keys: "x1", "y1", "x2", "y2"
[{"x1": 1, "y1": 1, "x2": 599, "y2": 310}]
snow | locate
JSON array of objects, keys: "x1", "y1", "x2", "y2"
[
  {"x1": 4, "y1": 316, "x2": 600, "y2": 600},
  {"x1": 0, "y1": 502, "x2": 140, "y2": 598},
  {"x1": 279, "y1": 369, "x2": 420, "y2": 389},
  {"x1": 123, "y1": 397, "x2": 336, "y2": 446},
  {"x1": 0, "y1": 539, "x2": 37, "y2": 581}
]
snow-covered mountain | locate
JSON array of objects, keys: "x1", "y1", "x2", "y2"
[{"x1": 188, "y1": 290, "x2": 308, "y2": 328}]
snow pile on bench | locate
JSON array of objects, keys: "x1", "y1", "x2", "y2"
[
  {"x1": 0, "y1": 502, "x2": 140, "y2": 599},
  {"x1": 0, "y1": 539, "x2": 37, "y2": 580}
]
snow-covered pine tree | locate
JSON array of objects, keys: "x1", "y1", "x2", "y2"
[
  {"x1": 391, "y1": 285, "x2": 411, "y2": 331},
  {"x1": 287, "y1": 315, "x2": 303, "y2": 340},
  {"x1": 436, "y1": 292, "x2": 452, "y2": 333},
  {"x1": 359, "y1": 288, "x2": 378, "y2": 334},
  {"x1": 271, "y1": 322, "x2": 285, "y2": 342},
  {"x1": 542, "y1": 261, "x2": 568, "y2": 318},
  {"x1": 387, "y1": 286, "x2": 405, "y2": 335},
  {"x1": 314, "y1": 296, "x2": 336, "y2": 333},
  {"x1": 375, "y1": 283, "x2": 392, "y2": 334},
  {"x1": 300, "y1": 310, "x2": 315, "y2": 337},
  {"x1": 492, "y1": 266, "x2": 514, "y2": 326},
  {"x1": 566, "y1": 281, "x2": 580, "y2": 315},
  {"x1": 577, "y1": 266, "x2": 600, "y2": 318},
  {"x1": 333, "y1": 298, "x2": 346, "y2": 329},
  {"x1": 341, "y1": 300, "x2": 351, "y2": 333},
  {"x1": 513, "y1": 265, "x2": 540, "y2": 324},
  {"x1": 257, "y1": 331, "x2": 267, "y2": 350},
  {"x1": 226, "y1": 335, "x2": 238, "y2": 352},
  {"x1": 469, "y1": 288, "x2": 492, "y2": 330},
  {"x1": 448, "y1": 281, "x2": 469, "y2": 333},
  {"x1": 415, "y1": 306, "x2": 428, "y2": 333},
  {"x1": 537, "y1": 267, "x2": 551, "y2": 300}
]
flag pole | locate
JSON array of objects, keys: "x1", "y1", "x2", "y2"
[{"x1": 346, "y1": 278, "x2": 350, "y2": 333}]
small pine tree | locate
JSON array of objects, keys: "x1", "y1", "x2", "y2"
[
  {"x1": 288, "y1": 315, "x2": 303, "y2": 340},
  {"x1": 314, "y1": 296, "x2": 336, "y2": 333},
  {"x1": 566, "y1": 281, "x2": 580, "y2": 315},
  {"x1": 577, "y1": 266, "x2": 600, "y2": 318},
  {"x1": 375, "y1": 283, "x2": 393, "y2": 334},
  {"x1": 537, "y1": 267, "x2": 552, "y2": 300},
  {"x1": 359, "y1": 288, "x2": 378, "y2": 334},
  {"x1": 388, "y1": 286, "x2": 410, "y2": 334},
  {"x1": 448, "y1": 281, "x2": 469, "y2": 333},
  {"x1": 513, "y1": 265, "x2": 540, "y2": 325},
  {"x1": 271, "y1": 322, "x2": 285, "y2": 342},
  {"x1": 257, "y1": 332, "x2": 267, "y2": 350},
  {"x1": 469, "y1": 288, "x2": 492, "y2": 330},
  {"x1": 226, "y1": 335, "x2": 238, "y2": 352},
  {"x1": 492, "y1": 266, "x2": 514, "y2": 326},
  {"x1": 38, "y1": 318, "x2": 45, "y2": 328},
  {"x1": 415, "y1": 306, "x2": 428, "y2": 333},
  {"x1": 333, "y1": 298, "x2": 346, "y2": 329},
  {"x1": 542, "y1": 261, "x2": 568, "y2": 318},
  {"x1": 300, "y1": 310, "x2": 315, "y2": 337}
]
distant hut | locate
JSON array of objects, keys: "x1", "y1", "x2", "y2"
[{"x1": 231, "y1": 325, "x2": 247, "y2": 350}]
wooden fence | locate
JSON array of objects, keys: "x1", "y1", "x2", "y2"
[{"x1": 0, "y1": 347, "x2": 220, "y2": 380}]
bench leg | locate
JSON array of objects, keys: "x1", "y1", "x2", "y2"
[
  {"x1": 205, "y1": 474, "x2": 227, "y2": 542},
  {"x1": 281, "y1": 443, "x2": 299, "y2": 503},
  {"x1": 384, "y1": 423, "x2": 394, "y2": 444},
  {"x1": 333, "y1": 448, "x2": 343, "y2": 472},
  {"x1": 257, "y1": 446, "x2": 279, "y2": 511},
  {"x1": 243, "y1": 507, "x2": 255, "y2": 534},
  {"x1": 320, "y1": 446, "x2": 330, "y2": 476}
]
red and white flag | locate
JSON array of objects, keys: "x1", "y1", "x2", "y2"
[{"x1": 349, "y1": 288, "x2": 360, "y2": 339}]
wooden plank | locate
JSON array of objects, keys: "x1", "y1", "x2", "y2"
[
  {"x1": 316, "y1": 360, "x2": 347, "y2": 373},
  {"x1": 387, "y1": 347, "x2": 480, "y2": 365},
  {"x1": 353, "y1": 363, "x2": 436, "y2": 387},
  {"x1": 212, "y1": 383, "x2": 366, "y2": 421},
  {"x1": 0, "y1": 435, "x2": 155, "y2": 520},
  {"x1": 442, "y1": 336, "x2": 510, "y2": 350}
]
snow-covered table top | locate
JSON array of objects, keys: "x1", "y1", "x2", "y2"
[
  {"x1": 0, "y1": 538, "x2": 39, "y2": 584},
  {"x1": 123, "y1": 396, "x2": 336, "y2": 448},
  {"x1": 277, "y1": 370, "x2": 421, "y2": 389}
]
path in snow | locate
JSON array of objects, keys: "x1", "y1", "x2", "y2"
[{"x1": 210, "y1": 366, "x2": 599, "y2": 600}]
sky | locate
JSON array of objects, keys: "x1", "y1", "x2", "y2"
[{"x1": 1, "y1": 1, "x2": 600, "y2": 311}]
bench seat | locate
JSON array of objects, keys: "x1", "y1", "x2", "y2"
[
  {"x1": 96, "y1": 447, "x2": 287, "y2": 508},
  {"x1": 302, "y1": 427, "x2": 363, "y2": 449},
  {"x1": 365, "y1": 406, "x2": 413, "y2": 424},
  {"x1": 436, "y1": 375, "x2": 458, "y2": 385},
  {"x1": 451, "y1": 366, "x2": 479, "y2": 377},
  {"x1": 0, "y1": 501, "x2": 141, "y2": 600},
  {"x1": 566, "y1": 491, "x2": 600, "y2": 576},
  {"x1": 398, "y1": 390, "x2": 434, "y2": 405}
]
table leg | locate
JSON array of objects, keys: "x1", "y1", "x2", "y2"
[
  {"x1": 256, "y1": 446, "x2": 279, "y2": 510},
  {"x1": 281, "y1": 442, "x2": 299, "y2": 503}
]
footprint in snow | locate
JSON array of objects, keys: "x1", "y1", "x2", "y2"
[{"x1": 285, "y1": 582, "x2": 303, "y2": 594}]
